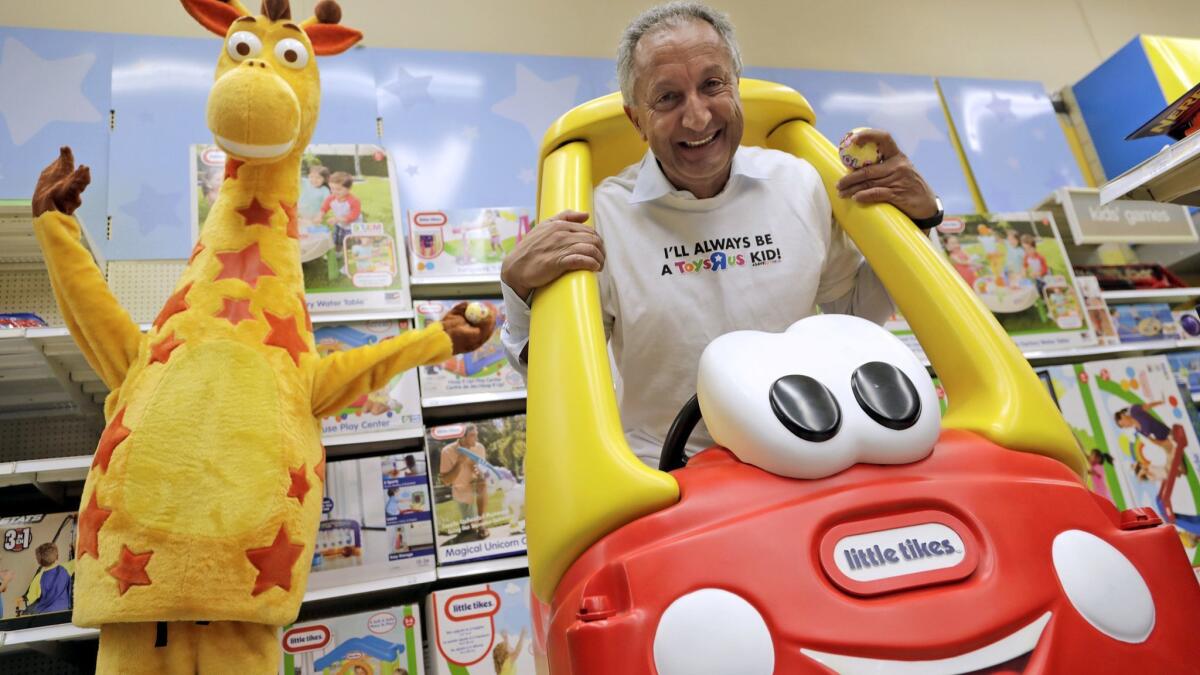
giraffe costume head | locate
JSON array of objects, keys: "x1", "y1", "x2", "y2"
[{"x1": 30, "y1": 1, "x2": 493, "y2": 670}]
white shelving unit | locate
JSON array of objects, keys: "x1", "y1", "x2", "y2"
[
  {"x1": 302, "y1": 569, "x2": 438, "y2": 603},
  {"x1": 1100, "y1": 130, "x2": 1200, "y2": 206},
  {"x1": 0, "y1": 623, "x2": 98, "y2": 653},
  {"x1": 436, "y1": 555, "x2": 529, "y2": 581},
  {"x1": 312, "y1": 309, "x2": 415, "y2": 324},
  {"x1": 1101, "y1": 288, "x2": 1200, "y2": 304},
  {"x1": 421, "y1": 390, "x2": 526, "y2": 409}
]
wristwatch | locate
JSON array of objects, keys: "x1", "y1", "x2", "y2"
[{"x1": 910, "y1": 196, "x2": 944, "y2": 230}]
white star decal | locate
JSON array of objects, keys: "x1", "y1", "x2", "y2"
[
  {"x1": 0, "y1": 37, "x2": 102, "y2": 146},
  {"x1": 491, "y1": 64, "x2": 580, "y2": 144},
  {"x1": 518, "y1": 168, "x2": 536, "y2": 184},
  {"x1": 463, "y1": 126, "x2": 479, "y2": 141},
  {"x1": 863, "y1": 81, "x2": 945, "y2": 156}
]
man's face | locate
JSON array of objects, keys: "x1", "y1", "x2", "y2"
[
  {"x1": 464, "y1": 429, "x2": 478, "y2": 445},
  {"x1": 624, "y1": 19, "x2": 743, "y2": 199}
]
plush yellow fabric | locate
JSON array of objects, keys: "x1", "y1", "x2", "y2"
[
  {"x1": 96, "y1": 621, "x2": 279, "y2": 675},
  {"x1": 35, "y1": 3, "x2": 439, "y2": 641}
]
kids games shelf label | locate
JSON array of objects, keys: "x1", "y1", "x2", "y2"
[
  {"x1": 408, "y1": 208, "x2": 530, "y2": 278},
  {"x1": 426, "y1": 417, "x2": 527, "y2": 566},
  {"x1": 192, "y1": 143, "x2": 413, "y2": 314},
  {"x1": 414, "y1": 299, "x2": 525, "y2": 400},
  {"x1": 314, "y1": 320, "x2": 422, "y2": 440},
  {"x1": 0, "y1": 512, "x2": 77, "y2": 627},
  {"x1": 280, "y1": 603, "x2": 425, "y2": 675},
  {"x1": 928, "y1": 213, "x2": 1096, "y2": 351},
  {"x1": 1046, "y1": 357, "x2": 1200, "y2": 567},
  {"x1": 428, "y1": 577, "x2": 534, "y2": 675}
]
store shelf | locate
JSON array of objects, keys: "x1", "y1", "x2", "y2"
[
  {"x1": 411, "y1": 275, "x2": 502, "y2": 300},
  {"x1": 1101, "y1": 288, "x2": 1200, "y2": 304},
  {"x1": 436, "y1": 555, "x2": 528, "y2": 581},
  {"x1": 323, "y1": 426, "x2": 426, "y2": 458},
  {"x1": 421, "y1": 390, "x2": 526, "y2": 409},
  {"x1": 0, "y1": 623, "x2": 97, "y2": 652},
  {"x1": 311, "y1": 309, "x2": 415, "y2": 324},
  {"x1": 303, "y1": 569, "x2": 437, "y2": 603},
  {"x1": 0, "y1": 327, "x2": 105, "y2": 419},
  {"x1": 1100, "y1": 130, "x2": 1200, "y2": 206},
  {"x1": 0, "y1": 455, "x2": 91, "y2": 489}
]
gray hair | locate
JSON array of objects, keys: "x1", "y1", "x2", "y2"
[{"x1": 616, "y1": 2, "x2": 742, "y2": 106}]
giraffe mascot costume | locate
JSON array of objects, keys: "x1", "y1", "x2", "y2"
[{"x1": 31, "y1": 0, "x2": 494, "y2": 671}]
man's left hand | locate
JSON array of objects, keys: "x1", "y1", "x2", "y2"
[{"x1": 836, "y1": 129, "x2": 938, "y2": 220}]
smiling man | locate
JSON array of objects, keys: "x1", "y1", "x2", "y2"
[{"x1": 500, "y1": 1, "x2": 944, "y2": 465}]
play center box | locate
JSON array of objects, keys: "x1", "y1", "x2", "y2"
[
  {"x1": 426, "y1": 416, "x2": 527, "y2": 566},
  {"x1": 407, "y1": 207, "x2": 530, "y2": 279},
  {"x1": 427, "y1": 577, "x2": 535, "y2": 675},
  {"x1": 314, "y1": 320, "x2": 423, "y2": 442},
  {"x1": 0, "y1": 512, "x2": 76, "y2": 628},
  {"x1": 414, "y1": 299, "x2": 525, "y2": 404},
  {"x1": 280, "y1": 603, "x2": 424, "y2": 674}
]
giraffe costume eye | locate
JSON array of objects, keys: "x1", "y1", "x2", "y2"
[
  {"x1": 227, "y1": 31, "x2": 263, "y2": 61},
  {"x1": 274, "y1": 38, "x2": 309, "y2": 69}
]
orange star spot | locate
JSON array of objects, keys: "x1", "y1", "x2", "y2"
[
  {"x1": 94, "y1": 407, "x2": 131, "y2": 472},
  {"x1": 224, "y1": 158, "x2": 244, "y2": 181},
  {"x1": 238, "y1": 197, "x2": 275, "y2": 227},
  {"x1": 188, "y1": 241, "x2": 205, "y2": 265},
  {"x1": 315, "y1": 446, "x2": 326, "y2": 483},
  {"x1": 108, "y1": 545, "x2": 153, "y2": 596},
  {"x1": 215, "y1": 242, "x2": 276, "y2": 289},
  {"x1": 215, "y1": 297, "x2": 255, "y2": 326},
  {"x1": 263, "y1": 310, "x2": 309, "y2": 366},
  {"x1": 77, "y1": 491, "x2": 113, "y2": 560},
  {"x1": 281, "y1": 201, "x2": 299, "y2": 239},
  {"x1": 149, "y1": 331, "x2": 184, "y2": 365},
  {"x1": 287, "y1": 464, "x2": 310, "y2": 503},
  {"x1": 246, "y1": 525, "x2": 304, "y2": 596},
  {"x1": 153, "y1": 282, "x2": 193, "y2": 331}
]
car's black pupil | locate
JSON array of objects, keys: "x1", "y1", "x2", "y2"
[
  {"x1": 769, "y1": 375, "x2": 841, "y2": 442},
  {"x1": 851, "y1": 361, "x2": 921, "y2": 430},
  {"x1": 236, "y1": 42, "x2": 250, "y2": 56}
]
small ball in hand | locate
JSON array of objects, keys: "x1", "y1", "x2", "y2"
[
  {"x1": 464, "y1": 302, "x2": 489, "y2": 325},
  {"x1": 838, "y1": 128, "x2": 881, "y2": 170}
]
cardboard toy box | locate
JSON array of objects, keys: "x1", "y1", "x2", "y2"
[
  {"x1": 427, "y1": 577, "x2": 535, "y2": 675},
  {"x1": 408, "y1": 208, "x2": 530, "y2": 279},
  {"x1": 426, "y1": 416, "x2": 527, "y2": 566},
  {"x1": 281, "y1": 603, "x2": 424, "y2": 674},
  {"x1": 0, "y1": 512, "x2": 76, "y2": 627},
  {"x1": 315, "y1": 320, "x2": 423, "y2": 442},
  {"x1": 414, "y1": 300, "x2": 525, "y2": 403},
  {"x1": 310, "y1": 452, "x2": 436, "y2": 591}
]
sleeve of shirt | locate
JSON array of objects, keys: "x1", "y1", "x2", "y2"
[
  {"x1": 812, "y1": 191, "x2": 894, "y2": 323},
  {"x1": 500, "y1": 280, "x2": 531, "y2": 377}
]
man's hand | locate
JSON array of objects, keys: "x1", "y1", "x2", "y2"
[
  {"x1": 500, "y1": 210, "x2": 605, "y2": 302},
  {"x1": 835, "y1": 129, "x2": 938, "y2": 220},
  {"x1": 33, "y1": 146, "x2": 90, "y2": 217}
]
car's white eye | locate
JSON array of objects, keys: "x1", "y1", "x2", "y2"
[
  {"x1": 653, "y1": 588, "x2": 774, "y2": 675},
  {"x1": 1052, "y1": 529, "x2": 1154, "y2": 643},
  {"x1": 274, "y1": 38, "x2": 309, "y2": 69},
  {"x1": 226, "y1": 31, "x2": 263, "y2": 61}
]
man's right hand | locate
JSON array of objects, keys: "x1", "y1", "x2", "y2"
[{"x1": 500, "y1": 210, "x2": 605, "y2": 302}]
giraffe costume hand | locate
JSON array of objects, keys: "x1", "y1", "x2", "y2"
[
  {"x1": 443, "y1": 301, "x2": 497, "y2": 354},
  {"x1": 33, "y1": 146, "x2": 90, "y2": 218}
]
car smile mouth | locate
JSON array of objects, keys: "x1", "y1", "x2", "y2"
[
  {"x1": 680, "y1": 130, "x2": 719, "y2": 148},
  {"x1": 799, "y1": 612, "x2": 1050, "y2": 674}
]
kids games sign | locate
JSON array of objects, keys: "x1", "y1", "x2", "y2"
[{"x1": 819, "y1": 511, "x2": 979, "y2": 596}]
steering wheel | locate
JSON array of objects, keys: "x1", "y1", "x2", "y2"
[{"x1": 659, "y1": 394, "x2": 702, "y2": 472}]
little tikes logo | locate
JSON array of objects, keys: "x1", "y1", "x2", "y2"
[
  {"x1": 820, "y1": 511, "x2": 978, "y2": 596},
  {"x1": 412, "y1": 211, "x2": 448, "y2": 228},
  {"x1": 446, "y1": 590, "x2": 501, "y2": 622},
  {"x1": 936, "y1": 217, "x2": 965, "y2": 234},
  {"x1": 282, "y1": 625, "x2": 331, "y2": 653},
  {"x1": 431, "y1": 423, "x2": 466, "y2": 441}
]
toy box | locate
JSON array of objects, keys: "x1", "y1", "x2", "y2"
[
  {"x1": 309, "y1": 452, "x2": 435, "y2": 591},
  {"x1": 929, "y1": 213, "x2": 1095, "y2": 352},
  {"x1": 0, "y1": 512, "x2": 76, "y2": 627},
  {"x1": 280, "y1": 603, "x2": 424, "y2": 675},
  {"x1": 315, "y1": 320, "x2": 423, "y2": 442},
  {"x1": 1075, "y1": 275, "x2": 1120, "y2": 345},
  {"x1": 427, "y1": 577, "x2": 535, "y2": 675},
  {"x1": 414, "y1": 299, "x2": 525, "y2": 403},
  {"x1": 1168, "y1": 352, "x2": 1200, "y2": 395},
  {"x1": 408, "y1": 208, "x2": 530, "y2": 279},
  {"x1": 193, "y1": 143, "x2": 413, "y2": 315},
  {"x1": 1176, "y1": 309, "x2": 1200, "y2": 338},
  {"x1": 1044, "y1": 357, "x2": 1200, "y2": 567},
  {"x1": 426, "y1": 416, "x2": 527, "y2": 566},
  {"x1": 1111, "y1": 303, "x2": 1179, "y2": 343}
]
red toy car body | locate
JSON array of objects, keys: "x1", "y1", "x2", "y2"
[{"x1": 542, "y1": 430, "x2": 1200, "y2": 674}]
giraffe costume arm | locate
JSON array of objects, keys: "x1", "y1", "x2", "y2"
[
  {"x1": 311, "y1": 304, "x2": 496, "y2": 417},
  {"x1": 33, "y1": 148, "x2": 142, "y2": 390}
]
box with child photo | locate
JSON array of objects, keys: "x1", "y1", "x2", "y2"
[
  {"x1": 280, "y1": 603, "x2": 424, "y2": 675},
  {"x1": 315, "y1": 320, "x2": 423, "y2": 442},
  {"x1": 408, "y1": 207, "x2": 531, "y2": 279},
  {"x1": 425, "y1": 416, "x2": 527, "y2": 566},
  {"x1": 928, "y1": 213, "x2": 1096, "y2": 351},
  {"x1": 0, "y1": 512, "x2": 76, "y2": 628},
  {"x1": 414, "y1": 299, "x2": 525, "y2": 403},
  {"x1": 192, "y1": 143, "x2": 412, "y2": 315},
  {"x1": 427, "y1": 577, "x2": 534, "y2": 675}
]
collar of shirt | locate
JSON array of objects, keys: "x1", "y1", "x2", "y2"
[{"x1": 629, "y1": 146, "x2": 772, "y2": 204}]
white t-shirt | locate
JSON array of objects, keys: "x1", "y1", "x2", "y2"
[{"x1": 502, "y1": 146, "x2": 893, "y2": 465}]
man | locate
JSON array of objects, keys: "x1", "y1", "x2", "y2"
[
  {"x1": 438, "y1": 423, "x2": 491, "y2": 542},
  {"x1": 500, "y1": 1, "x2": 943, "y2": 465}
]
